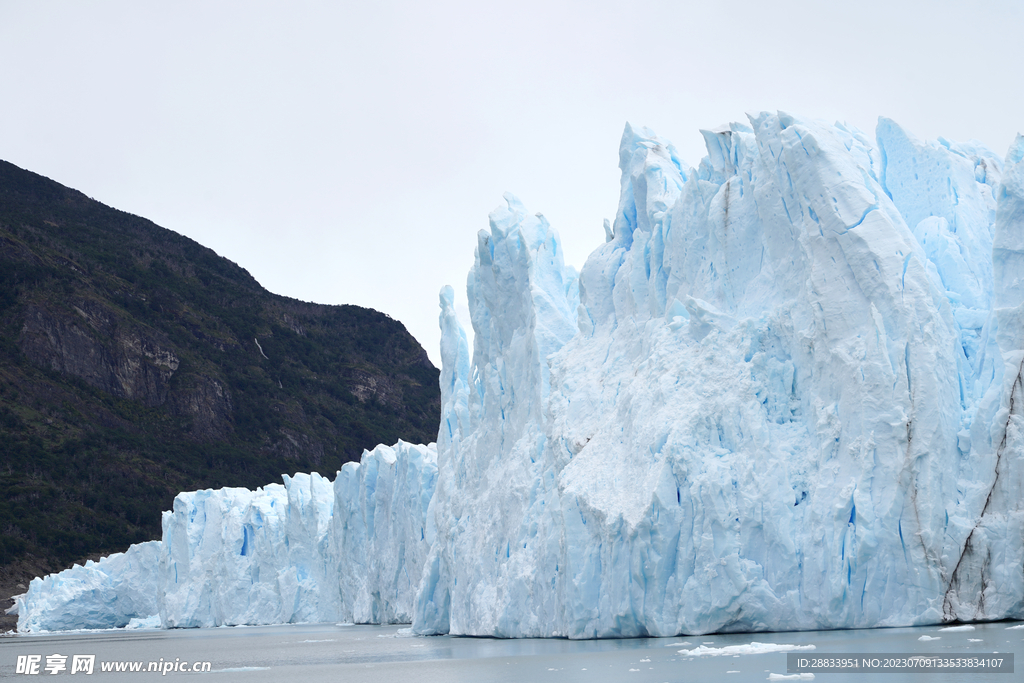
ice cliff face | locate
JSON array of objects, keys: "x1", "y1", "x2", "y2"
[
  {"x1": 415, "y1": 196, "x2": 579, "y2": 636},
  {"x1": 333, "y1": 440, "x2": 437, "y2": 624},
  {"x1": 12, "y1": 542, "x2": 161, "y2": 632},
  {"x1": 158, "y1": 442, "x2": 436, "y2": 627},
  {"x1": 159, "y1": 473, "x2": 334, "y2": 627},
  {"x1": 13, "y1": 441, "x2": 436, "y2": 631},
  {"x1": 413, "y1": 114, "x2": 1024, "y2": 636},
  {"x1": 15, "y1": 113, "x2": 1024, "y2": 637}
]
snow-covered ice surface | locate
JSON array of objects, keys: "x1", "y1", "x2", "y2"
[{"x1": 15, "y1": 113, "x2": 1024, "y2": 637}]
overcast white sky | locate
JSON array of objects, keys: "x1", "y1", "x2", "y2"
[{"x1": 1, "y1": 0, "x2": 1021, "y2": 365}]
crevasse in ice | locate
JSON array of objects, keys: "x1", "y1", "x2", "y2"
[{"x1": 14, "y1": 113, "x2": 1024, "y2": 636}]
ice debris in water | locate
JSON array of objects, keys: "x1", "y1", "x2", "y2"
[
  {"x1": 678, "y1": 643, "x2": 816, "y2": 656},
  {"x1": 14, "y1": 113, "x2": 1024, "y2": 637}
]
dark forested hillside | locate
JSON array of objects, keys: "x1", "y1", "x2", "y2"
[{"x1": 0, "y1": 159, "x2": 440, "y2": 618}]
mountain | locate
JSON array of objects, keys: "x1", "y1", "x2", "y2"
[{"x1": 0, "y1": 159, "x2": 440, "y2": 626}]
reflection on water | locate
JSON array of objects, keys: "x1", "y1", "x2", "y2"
[{"x1": 2, "y1": 620, "x2": 1022, "y2": 682}]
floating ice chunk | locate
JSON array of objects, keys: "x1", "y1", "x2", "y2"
[
  {"x1": 125, "y1": 614, "x2": 161, "y2": 629},
  {"x1": 679, "y1": 643, "x2": 816, "y2": 657}
]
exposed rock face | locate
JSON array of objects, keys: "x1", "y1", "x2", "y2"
[
  {"x1": 169, "y1": 374, "x2": 233, "y2": 440},
  {"x1": 347, "y1": 368, "x2": 399, "y2": 407},
  {"x1": 20, "y1": 301, "x2": 179, "y2": 409}
]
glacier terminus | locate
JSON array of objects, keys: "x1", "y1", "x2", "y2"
[{"x1": 12, "y1": 112, "x2": 1024, "y2": 638}]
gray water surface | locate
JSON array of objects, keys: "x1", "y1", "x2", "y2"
[{"x1": 3, "y1": 620, "x2": 1022, "y2": 682}]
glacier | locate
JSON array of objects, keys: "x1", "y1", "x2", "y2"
[
  {"x1": 12, "y1": 441, "x2": 437, "y2": 631},
  {"x1": 415, "y1": 114, "x2": 1024, "y2": 637},
  {"x1": 12, "y1": 541, "x2": 162, "y2": 632},
  {"x1": 13, "y1": 112, "x2": 1024, "y2": 637}
]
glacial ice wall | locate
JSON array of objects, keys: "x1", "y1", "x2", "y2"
[
  {"x1": 413, "y1": 114, "x2": 1024, "y2": 637},
  {"x1": 159, "y1": 441, "x2": 436, "y2": 627},
  {"x1": 15, "y1": 114, "x2": 1024, "y2": 639},
  {"x1": 14, "y1": 441, "x2": 436, "y2": 631},
  {"x1": 11, "y1": 541, "x2": 161, "y2": 632},
  {"x1": 159, "y1": 473, "x2": 334, "y2": 627},
  {"x1": 334, "y1": 440, "x2": 438, "y2": 624},
  {"x1": 415, "y1": 195, "x2": 580, "y2": 636}
]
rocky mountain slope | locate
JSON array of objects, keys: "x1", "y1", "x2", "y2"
[{"x1": 0, "y1": 159, "x2": 440, "y2": 626}]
